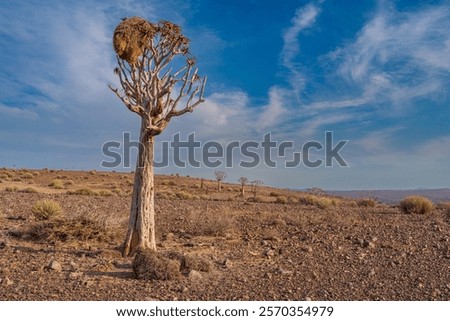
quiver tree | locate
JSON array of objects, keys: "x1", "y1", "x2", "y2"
[
  {"x1": 109, "y1": 17, "x2": 206, "y2": 256},
  {"x1": 214, "y1": 171, "x2": 227, "y2": 191},
  {"x1": 250, "y1": 180, "x2": 263, "y2": 198},
  {"x1": 238, "y1": 177, "x2": 249, "y2": 197}
]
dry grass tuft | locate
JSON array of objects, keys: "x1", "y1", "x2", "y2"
[
  {"x1": 31, "y1": 200, "x2": 62, "y2": 220},
  {"x1": 181, "y1": 254, "x2": 212, "y2": 273},
  {"x1": 67, "y1": 188, "x2": 99, "y2": 196},
  {"x1": 188, "y1": 210, "x2": 232, "y2": 237},
  {"x1": 20, "y1": 187, "x2": 38, "y2": 193},
  {"x1": 5, "y1": 186, "x2": 18, "y2": 192},
  {"x1": 399, "y1": 195, "x2": 434, "y2": 214},
  {"x1": 299, "y1": 195, "x2": 333, "y2": 209},
  {"x1": 176, "y1": 191, "x2": 195, "y2": 200},
  {"x1": 275, "y1": 196, "x2": 288, "y2": 204},
  {"x1": 49, "y1": 179, "x2": 64, "y2": 189},
  {"x1": 357, "y1": 198, "x2": 377, "y2": 207},
  {"x1": 133, "y1": 249, "x2": 181, "y2": 280},
  {"x1": 19, "y1": 210, "x2": 124, "y2": 243}
]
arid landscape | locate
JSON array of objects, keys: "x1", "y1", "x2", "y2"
[{"x1": 0, "y1": 168, "x2": 449, "y2": 301}]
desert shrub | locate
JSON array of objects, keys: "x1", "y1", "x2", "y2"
[
  {"x1": 20, "y1": 187, "x2": 38, "y2": 193},
  {"x1": 67, "y1": 188, "x2": 99, "y2": 196},
  {"x1": 133, "y1": 249, "x2": 181, "y2": 280},
  {"x1": 98, "y1": 190, "x2": 114, "y2": 197},
  {"x1": 176, "y1": 191, "x2": 193, "y2": 200},
  {"x1": 5, "y1": 186, "x2": 18, "y2": 192},
  {"x1": 316, "y1": 197, "x2": 332, "y2": 209},
  {"x1": 288, "y1": 196, "x2": 299, "y2": 203},
  {"x1": 299, "y1": 195, "x2": 319, "y2": 206},
  {"x1": 19, "y1": 216, "x2": 121, "y2": 243},
  {"x1": 275, "y1": 196, "x2": 288, "y2": 204},
  {"x1": 249, "y1": 196, "x2": 265, "y2": 203},
  {"x1": 161, "y1": 180, "x2": 176, "y2": 186},
  {"x1": 181, "y1": 254, "x2": 212, "y2": 273},
  {"x1": 331, "y1": 198, "x2": 341, "y2": 206},
  {"x1": 21, "y1": 173, "x2": 33, "y2": 179},
  {"x1": 189, "y1": 211, "x2": 232, "y2": 237},
  {"x1": 12, "y1": 177, "x2": 22, "y2": 182},
  {"x1": 399, "y1": 196, "x2": 434, "y2": 214},
  {"x1": 437, "y1": 202, "x2": 450, "y2": 218},
  {"x1": 65, "y1": 180, "x2": 75, "y2": 185},
  {"x1": 269, "y1": 191, "x2": 280, "y2": 197},
  {"x1": 156, "y1": 190, "x2": 175, "y2": 199},
  {"x1": 357, "y1": 198, "x2": 377, "y2": 207},
  {"x1": 299, "y1": 195, "x2": 332, "y2": 209},
  {"x1": 32, "y1": 200, "x2": 62, "y2": 220},
  {"x1": 49, "y1": 179, "x2": 64, "y2": 189}
]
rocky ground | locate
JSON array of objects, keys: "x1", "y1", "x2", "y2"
[{"x1": 0, "y1": 169, "x2": 449, "y2": 301}]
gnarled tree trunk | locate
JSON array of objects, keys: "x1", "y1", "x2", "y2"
[
  {"x1": 122, "y1": 118, "x2": 156, "y2": 256},
  {"x1": 110, "y1": 18, "x2": 206, "y2": 256}
]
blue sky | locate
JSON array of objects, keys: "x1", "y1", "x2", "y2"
[{"x1": 0, "y1": 0, "x2": 449, "y2": 190}]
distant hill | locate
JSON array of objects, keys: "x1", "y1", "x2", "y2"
[{"x1": 327, "y1": 188, "x2": 450, "y2": 205}]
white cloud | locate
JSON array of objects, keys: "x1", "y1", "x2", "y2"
[
  {"x1": 280, "y1": 2, "x2": 321, "y2": 96},
  {"x1": 322, "y1": 3, "x2": 450, "y2": 110},
  {"x1": 0, "y1": 104, "x2": 38, "y2": 120}
]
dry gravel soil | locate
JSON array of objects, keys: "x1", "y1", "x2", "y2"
[{"x1": 0, "y1": 169, "x2": 449, "y2": 301}]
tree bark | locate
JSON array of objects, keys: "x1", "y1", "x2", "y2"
[{"x1": 122, "y1": 118, "x2": 156, "y2": 256}]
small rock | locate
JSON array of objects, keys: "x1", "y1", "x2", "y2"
[
  {"x1": 181, "y1": 286, "x2": 189, "y2": 293},
  {"x1": 164, "y1": 232, "x2": 175, "y2": 241},
  {"x1": 223, "y1": 259, "x2": 233, "y2": 268},
  {"x1": 305, "y1": 297, "x2": 312, "y2": 301},
  {"x1": 82, "y1": 279, "x2": 94, "y2": 287},
  {"x1": 69, "y1": 261, "x2": 79, "y2": 271},
  {"x1": 263, "y1": 249, "x2": 275, "y2": 257},
  {"x1": 362, "y1": 240, "x2": 375, "y2": 248},
  {"x1": 264, "y1": 272, "x2": 272, "y2": 280},
  {"x1": 432, "y1": 289, "x2": 441, "y2": 297},
  {"x1": 69, "y1": 272, "x2": 83, "y2": 279},
  {"x1": 300, "y1": 246, "x2": 313, "y2": 253},
  {"x1": 48, "y1": 260, "x2": 62, "y2": 272},
  {"x1": 3, "y1": 277, "x2": 14, "y2": 286},
  {"x1": 279, "y1": 269, "x2": 293, "y2": 275},
  {"x1": 368, "y1": 269, "x2": 376, "y2": 276},
  {"x1": 188, "y1": 270, "x2": 202, "y2": 280},
  {"x1": 261, "y1": 240, "x2": 269, "y2": 246}
]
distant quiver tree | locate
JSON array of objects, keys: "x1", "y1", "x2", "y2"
[{"x1": 109, "y1": 17, "x2": 206, "y2": 256}]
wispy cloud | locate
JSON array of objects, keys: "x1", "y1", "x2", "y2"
[
  {"x1": 280, "y1": 2, "x2": 322, "y2": 96},
  {"x1": 294, "y1": 1, "x2": 450, "y2": 137},
  {"x1": 314, "y1": 2, "x2": 450, "y2": 111}
]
